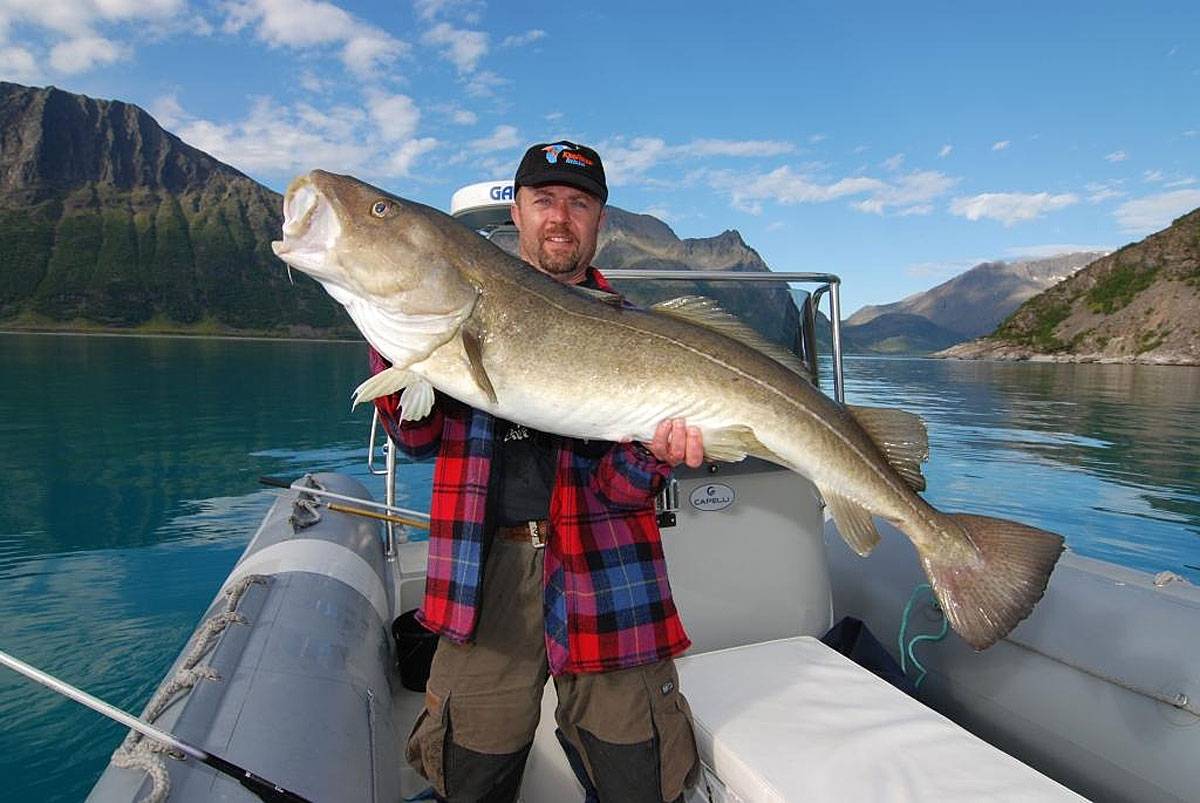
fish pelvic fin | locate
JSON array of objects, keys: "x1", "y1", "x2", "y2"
[
  {"x1": 461, "y1": 320, "x2": 498, "y2": 406},
  {"x1": 702, "y1": 424, "x2": 776, "y2": 463},
  {"x1": 847, "y1": 405, "x2": 929, "y2": 492},
  {"x1": 919, "y1": 513, "x2": 1065, "y2": 651},
  {"x1": 823, "y1": 489, "x2": 881, "y2": 556}
]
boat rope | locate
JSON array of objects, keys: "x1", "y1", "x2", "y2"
[
  {"x1": 111, "y1": 574, "x2": 267, "y2": 803},
  {"x1": 897, "y1": 583, "x2": 948, "y2": 690}
]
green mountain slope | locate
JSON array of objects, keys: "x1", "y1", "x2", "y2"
[
  {"x1": 0, "y1": 82, "x2": 352, "y2": 335},
  {"x1": 940, "y1": 207, "x2": 1200, "y2": 364}
]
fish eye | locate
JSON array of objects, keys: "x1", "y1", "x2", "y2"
[{"x1": 370, "y1": 200, "x2": 393, "y2": 218}]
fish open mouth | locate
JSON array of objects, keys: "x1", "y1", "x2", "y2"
[{"x1": 271, "y1": 173, "x2": 342, "y2": 277}]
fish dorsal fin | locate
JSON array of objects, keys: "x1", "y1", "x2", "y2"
[
  {"x1": 650, "y1": 295, "x2": 812, "y2": 382},
  {"x1": 570, "y1": 284, "x2": 624, "y2": 306},
  {"x1": 822, "y1": 487, "x2": 881, "y2": 556},
  {"x1": 847, "y1": 405, "x2": 929, "y2": 492}
]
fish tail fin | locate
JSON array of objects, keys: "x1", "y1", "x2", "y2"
[{"x1": 918, "y1": 513, "x2": 1064, "y2": 650}]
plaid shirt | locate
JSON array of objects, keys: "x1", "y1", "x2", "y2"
[{"x1": 369, "y1": 268, "x2": 691, "y2": 674}]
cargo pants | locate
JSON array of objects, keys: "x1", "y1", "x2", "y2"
[{"x1": 406, "y1": 535, "x2": 699, "y2": 802}]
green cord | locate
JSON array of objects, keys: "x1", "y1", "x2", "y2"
[{"x1": 898, "y1": 583, "x2": 949, "y2": 690}]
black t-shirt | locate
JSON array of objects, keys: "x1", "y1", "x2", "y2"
[
  {"x1": 491, "y1": 420, "x2": 558, "y2": 525},
  {"x1": 489, "y1": 267, "x2": 612, "y2": 526}
]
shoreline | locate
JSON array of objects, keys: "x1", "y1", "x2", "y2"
[{"x1": 0, "y1": 327, "x2": 362, "y2": 345}]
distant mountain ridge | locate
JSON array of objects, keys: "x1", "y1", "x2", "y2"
[
  {"x1": 595, "y1": 208, "x2": 802, "y2": 351},
  {"x1": 940, "y1": 208, "x2": 1200, "y2": 364},
  {"x1": 846, "y1": 252, "x2": 1104, "y2": 350},
  {"x1": 0, "y1": 81, "x2": 801, "y2": 349}
]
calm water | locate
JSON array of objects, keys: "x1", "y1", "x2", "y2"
[{"x1": 0, "y1": 334, "x2": 1197, "y2": 800}]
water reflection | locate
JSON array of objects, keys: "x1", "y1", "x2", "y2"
[{"x1": 835, "y1": 356, "x2": 1200, "y2": 579}]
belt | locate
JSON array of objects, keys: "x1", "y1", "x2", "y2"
[{"x1": 495, "y1": 520, "x2": 549, "y2": 549}]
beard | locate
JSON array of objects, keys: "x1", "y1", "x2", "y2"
[{"x1": 533, "y1": 227, "x2": 586, "y2": 276}]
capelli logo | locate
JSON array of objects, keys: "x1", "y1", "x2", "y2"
[{"x1": 689, "y1": 483, "x2": 735, "y2": 512}]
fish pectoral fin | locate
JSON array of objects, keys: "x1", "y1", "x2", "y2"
[
  {"x1": 351, "y1": 369, "x2": 436, "y2": 421},
  {"x1": 398, "y1": 377, "x2": 436, "y2": 422},
  {"x1": 823, "y1": 489, "x2": 881, "y2": 556},
  {"x1": 702, "y1": 425, "x2": 773, "y2": 463},
  {"x1": 351, "y1": 367, "x2": 415, "y2": 408},
  {"x1": 461, "y1": 321, "x2": 498, "y2": 406},
  {"x1": 847, "y1": 405, "x2": 929, "y2": 492}
]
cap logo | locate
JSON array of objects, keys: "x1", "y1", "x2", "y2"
[{"x1": 542, "y1": 143, "x2": 595, "y2": 168}]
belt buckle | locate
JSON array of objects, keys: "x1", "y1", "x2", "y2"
[{"x1": 528, "y1": 520, "x2": 547, "y2": 549}]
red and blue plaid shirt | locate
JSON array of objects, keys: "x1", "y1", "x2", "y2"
[{"x1": 370, "y1": 269, "x2": 691, "y2": 674}]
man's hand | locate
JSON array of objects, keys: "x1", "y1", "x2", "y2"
[{"x1": 644, "y1": 418, "x2": 704, "y2": 468}]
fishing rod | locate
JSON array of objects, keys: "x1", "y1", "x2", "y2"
[
  {"x1": 258, "y1": 476, "x2": 430, "y2": 530},
  {"x1": 0, "y1": 650, "x2": 312, "y2": 802}
]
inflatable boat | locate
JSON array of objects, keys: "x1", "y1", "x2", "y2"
[{"x1": 86, "y1": 184, "x2": 1198, "y2": 803}]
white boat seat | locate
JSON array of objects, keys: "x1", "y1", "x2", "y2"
[{"x1": 676, "y1": 637, "x2": 1085, "y2": 802}]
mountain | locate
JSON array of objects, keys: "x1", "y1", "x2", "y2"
[
  {"x1": 0, "y1": 81, "x2": 350, "y2": 335},
  {"x1": 940, "y1": 209, "x2": 1200, "y2": 364},
  {"x1": 845, "y1": 252, "x2": 1104, "y2": 353},
  {"x1": 593, "y1": 208, "x2": 802, "y2": 352},
  {"x1": 0, "y1": 82, "x2": 803, "y2": 350}
]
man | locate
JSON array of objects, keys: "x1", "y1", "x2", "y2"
[{"x1": 371, "y1": 141, "x2": 701, "y2": 802}]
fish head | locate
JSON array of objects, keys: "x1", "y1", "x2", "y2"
[{"x1": 272, "y1": 170, "x2": 481, "y2": 365}]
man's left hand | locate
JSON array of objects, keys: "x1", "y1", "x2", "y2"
[{"x1": 644, "y1": 418, "x2": 704, "y2": 468}]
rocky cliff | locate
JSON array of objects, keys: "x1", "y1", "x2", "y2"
[
  {"x1": 0, "y1": 82, "x2": 349, "y2": 335},
  {"x1": 940, "y1": 209, "x2": 1200, "y2": 364}
]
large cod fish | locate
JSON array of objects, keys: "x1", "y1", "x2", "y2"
[{"x1": 272, "y1": 169, "x2": 1064, "y2": 650}]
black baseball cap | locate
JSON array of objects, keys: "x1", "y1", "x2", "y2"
[{"x1": 514, "y1": 141, "x2": 608, "y2": 203}]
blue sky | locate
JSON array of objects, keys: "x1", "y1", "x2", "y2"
[{"x1": 1, "y1": 1, "x2": 1198, "y2": 314}]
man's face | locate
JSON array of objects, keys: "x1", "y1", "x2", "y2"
[{"x1": 511, "y1": 184, "x2": 605, "y2": 284}]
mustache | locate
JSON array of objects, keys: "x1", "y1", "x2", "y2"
[{"x1": 542, "y1": 225, "x2": 577, "y2": 242}]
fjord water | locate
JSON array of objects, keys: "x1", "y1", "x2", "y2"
[{"x1": 0, "y1": 334, "x2": 1197, "y2": 800}]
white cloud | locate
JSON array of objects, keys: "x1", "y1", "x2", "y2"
[
  {"x1": 938, "y1": 144, "x2": 952, "y2": 158},
  {"x1": 502, "y1": 29, "x2": 545, "y2": 48},
  {"x1": 299, "y1": 69, "x2": 331, "y2": 93},
  {"x1": 853, "y1": 170, "x2": 958, "y2": 215},
  {"x1": 366, "y1": 91, "x2": 420, "y2": 142},
  {"x1": 808, "y1": 133, "x2": 827, "y2": 144},
  {"x1": 1005, "y1": 244, "x2": 1111, "y2": 259},
  {"x1": 1165, "y1": 176, "x2": 1196, "y2": 188},
  {"x1": 0, "y1": 44, "x2": 39, "y2": 82},
  {"x1": 221, "y1": 0, "x2": 407, "y2": 77},
  {"x1": 149, "y1": 92, "x2": 186, "y2": 129},
  {"x1": 464, "y1": 69, "x2": 507, "y2": 97},
  {"x1": 1114, "y1": 190, "x2": 1200, "y2": 234},
  {"x1": 904, "y1": 259, "x2": 980, "y2": 279},
  {"x1": 545, "y1": 111, "x2": 563, "y2": 121},
  {"x1": 469, "y1": 124, "x2": 520, "y2": 152},
  {"x1": 991, "y1": 140, "x2": 1010, "y2": 151},
  {"x1": 451, "y1": 108, "x2": 477, "y2": 125},
  {"x1": 601, "y1": 137, "x2": 669, "y2": 185},
  {"x1": 1085, "y1": 181, "x2": 1125, "y2": 203},
  {"x1": 881, "y1": 153, "x2": 904, "y2": 171},
  {"x1": 1142, "y1": 169, "x2": 1164, "y2": 183},
  {"x1": 412, "y1": 0, "x2": 483, "y2": 21},
  {"x1": 389, "y1": 137, "x2": 438, "y2": 176},
  {"x1": 422, "y1": 22, "x2": 487, "y2": 73},
  {"x1": 949, "y1": 192, "x2": 1078, "y2": 225},
  {"x1": 49, "y1": 34, "x2": 124, "y2": 72},
  {"x1": 1105, "y1": 150, "x2": 1128, "y2": 162},
  {"x1": 685, "y1": 138, "x2": 793, "y2": 157}
]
